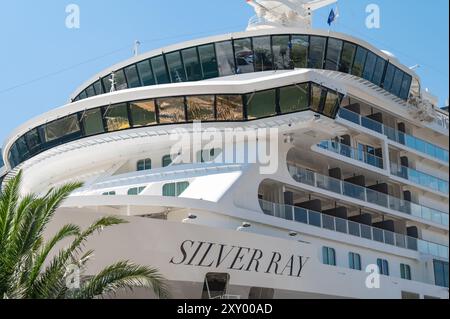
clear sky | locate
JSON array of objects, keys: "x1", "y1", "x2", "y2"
[{"x1": 0, "y1": 0, "x2": 448, "y2": 146}]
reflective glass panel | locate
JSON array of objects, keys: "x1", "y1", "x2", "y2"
[
  {"x1": 44, "y1": 115, "x2": 81, "y2": 142},
  {"x1": 102, "y1": 76, "x2": 112, "y2": 93},
  {"x1": 308, "y1": 36, "x2": 326, "y2": 69},
  {"x1": 234, "y1": 38, "x2": 254, "y2": 74},
  {"x1": 186, "y1": 96, "x2": 215, "y2": 121},
  {"x1": 363, "y1": 51, "x2": 377, "y2": 81},
  {"x1": 137, "y1": 60, "x2": 155, "y2": 86},
  {"x1": 166, "y1": 51, "x2": 187, "y2": 83},
  {"x1": 291, "y1": 35, "x2": 309, "y2": 68},
  {"x1": 279, "y1": 84, "x2": 309, "y2": 114},
  {"x1": 151, "y1": 56, "x2": 170, "y2": 84},
  {"x1": 103, "y1": 103, "x2": 130, "y2": 131},
  {"x1": 114, "y1": 69, "x2": 128, "y2": 91},
  {"x1": 198, "y1": 44, "x2": 219, "y2": 79},
  {"x1": 25, "y1": 129, "x2": 41, "y2": 154},
  {"x1": 383, "y1": 63, "x2": 395, "y2": 91},
  {"x1": 93, "y1": 80, "x2": 103, "y2": 95},
  {"x1": 124, "y1": 64, "x2": 141, "y2": 88},
  {"x1": 215, "y1": 41, "x2": 236, "y2": 76},
  {"x1": 339, "y1": 42, "x2": 356, "y2": 73},
  {"x1": 82, "y1": 108, "x2": 105, "y2": 136},
  {"x1": 323, "y1": 91, "x2": 339, "y2": 118},
  {"x1": 130, "y1": 100, "x2": 157, "y2": 127},
  {"x1": 399, "y1": 74, "x2": 412, "y2": 100},
  {"x1": 325, "y1": 38, "x2": 343, "y2": 71},
  {"x1": 311, "y1": 84, "x2": 324, "y2": 113},
  {"x1": 86, "y1": 85, "x2": 95, "y2": 98},
  {"x1": 272, "y1": 35, "x2": 291, "y2": 70},
  {"x1": 157, "y1": 97, "x2": 186, "y2": 123},
  {"x1": 216, "y1": 95, "x2": 244, "y2": 121},
  {"x1": 182, "y1": 47, "x2": 202, "y2": 81},
  {"x1": 351, "y1": 46, "x2": 367, "y2": 77},
  {"x1": 390, "y1": 68, "x2": 404, "y2": 96},
  {"x1": 372, "y1": 57, "x2": 386, "y2": 86},
  {"x1": 253, "y1": 36, "x2": 273, "y2": 71},
  {"x1": 246, "y1": 89, "x2": 276, "y2": 120}
]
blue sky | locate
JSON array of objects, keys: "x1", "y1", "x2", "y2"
[{"x1": 0, "y1": 0, "x2": 448, "y2": 146}]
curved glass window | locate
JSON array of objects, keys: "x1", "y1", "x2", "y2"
[
  {"x1": 198, "y1": 44, "x2": 218, "y2": 79},
  {"x1": 128, "y1": 186, "x2": 146, "y2": 195},
  {"x1": 137, "y1": 60, "x2": 155, "y2": 86},
  {"x1": 234, "y1": 38, "x2": 254, "y2": 74},
  {"x1": 391, "y1": 67, "x2": 404, "y2": 96},
  {"x1": 279, "y1": 84, "x2": 309, "y2": 114},
  {"x1": 151, "y1": 56, "x2": 170, "y2": 84},
  {"x1": 363, "y1": 51, "x2": 377, "y2": 81},
  {"x1": 311, "y1": 83, "x2": 325, "y2": 113},
  {"x1": 308, "y1": 36, "x2": 326, "y2": 69},
  {"x1": 44, "y1": 115, "x2": 80, "y2": 142},
  {"x1": 93, "y1": 80, "x2": 103, "y2": 95},
  {"x1": 325, "y1": 38, "x2": 343, "y2": 71},
  {"x1": 216, "y1": 95, "x2": 244, "y2": 121},
  {"x1": 166, "y1": 51, "x2": 187, "y2": 83},
  {"x1": 182, "y1": 47, "x2": 202, "y2": 81},
  {"x1": 372, "y1": 57, "x2": 386, "y2": 86},
  {"x1": 352, "y1": 46, "x2": 367, "y2": 77},
  {"x1": 383, "y1": 63, "x2": 395, "y2": 91},
  {"x1": 291, "y1": 35, "x2": 309, "y2": 68},
  {"x1": 130, "y1": 100, "x2": 157, "y2": 127},
  {"x1": 103, "y1": 103, "x2": 130, "y2": 131},
  {"x1": 82, "y1": 108, "x2": 104, "y2": 136},
  {"x1": 339, "y1": 42, "x2": 356, "y2": 73},
  {"x1": 25, "y1": 128, "x2": 42, "y2": 154},
  {"x1": 246, "y1": 89, "x2": 277, "y2": 120},
  {"x1": 323, "y1": 91, "x2": 340, "y2": 118},
  {"x1": 157, "y1": 97, "x2": 186, "y2": 123},
  {"x1": 114, "y1": 69, "x2": 128, "y2": 91},
  {"x1": 186, "y1": 95, "x2": 215, "y2": 121},
  {"x1": 162, "y1": 154, "x2": 173, "y2": 167},
  {"x1": 215, "y1": 41, "x2": 236, "y2": 77},
  {"x1": 253, "y1": 36, "x2": 273, "y2": 72},
  {"x1": 137, "y1": 158, "x2": 151, "y2": 171},
  {"x1": 124, "y1": 65, "x2": 141, "y2": 88},
  {"x1": 272, "y1": 35, "x2": 291, "y2": 70}
]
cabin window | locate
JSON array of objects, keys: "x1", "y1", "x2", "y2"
[
  {"x1": 382, "y1": 63, "x2": 396, "y2": 91},
  {"x1": 44, "y1": 115, "x2": 81, "y2": 142},
  {"x1": 433, "y1": 260, "x2": 449, "y2": 287},
  {"x1": 85, "y1": 85, "x2": 95, "y2": 98},
  {"x1": 279, "y1": 84, "x2": 309, "y2": 114},
  {"x1": 325, "y1": 38, "x2": 343, "y2": 71},
  {"x1": 102, "y1": 191, "x2": 116, "y2": 196},
  {"x1": 400, "y1": 263, "x2": 412, "y2": 280},
  {"x1": 151, "y1": 56, "x2": 170, "y2": 84},
  {"x1": 377, "y1": 258, "x2": 390, "y2": 276},
  {"x1": 162, "y1": 155, "x2": 173, "y2": 168},
  {"x1": 272, "y1": 35, "x2": 291, "y2": 70},
  {"x1": 197, "y1": 148, "x2": 222, "y2": 163},
  {"x1": 308, "y1": 36, "x2": 326, "y2": 69},
  {"x1": 137, "y1": 158, "x2": 151, "y2": 171},
  {"x1": 390, "y1": 68, "x2": 404, "y2": 96},
  {"x1": 162, "y1": 182, "x2": 189, "y2": 197},
  {"x1": 216, "y1": 95, "x2": 244, "y2": 121},
  {"x1": 186, "y1": 95, "x2": 215, "y2": 121},
  {"x1": 130, "y1": 100, "x2": 157, "y2": 127},
  {"x1": 182, "y1": 47, "x2": 202, "y2": 81},
  {"x1": 234, "y1": 38, "x2": 254, "y2": 74},
  {"x1": 166, "y1": 51, "x2": 187, "y2": 83},
  {"x1": 372, "y1": 57, "x2": 386, "y2": 86},
  {"x1": 114, "y1": 69, "x2": 128, "y2": 91},
  {"x1": 93, "y1": 80, "x2": 103, "y2": 95},
  {"x1": 339, "y1": 42, "x2": 356, "y2": 73},
  {"x1": 215, "y1": 41, "x2": 236, "y2": 76},
  {"x1": 246, "y1": 89, "x2": 276, "y2": 120},
  {"x1": 82, "y1": 108, "x2": 105, "y2": 136},
  {"x1": 202, "y1": 273, "x2": 230, "y2": 299},
  {"x1": 291, "y1": 35, "x2": 309, "y2": 68},
  {"x1": 103, "y1": 103, "x2": 130, "y2": 131},
  {"x1": 323, "y1": 90, "x2": 340, "y2": 118},
  {"x1": 311, "y1": 83, "x2": 326, "y2": 113},
  {"x1": 399, "y1": 74, "x2": 412, "y2": 100},
  {"x1": 25, "y1": 128, "x2": 42, "y2": 154},
  {"x1": 363, "y1": 51, "x2": 377, "y2": 81},
  {"x1": 124, "y1": 64, "x2": 141, "y2": 88},
  {"x1": 198, "y1": 44, "x2": 219, "y2": 79},
  {"x1": 322, "y1": 247, "x2": 336, "y2": 266},
  {"x1": 349, "y1": 252, "x2": 362, "y2": 270},
  {"x1": 351, "y1": 46, "x2": 367, "y2": 77},
  {"x1": 137, "y1": 60, "x2": 156, "y2": 86},
  {"x1": 248, "y1": 287, "x2": 274, "y2": 299},
  {"x1": 127, "y1": 186, "x2": 146, "y2": 195},
  {"x1": 157, "y1": 97, "x2": 186, "y2": 124},
  {"x1": 253, "y1": 36, "x2": 273, "y2": 72}
]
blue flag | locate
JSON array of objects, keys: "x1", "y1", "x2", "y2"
[{"x1": 327, "y1": 9, "x2": 336, "y2": 26}]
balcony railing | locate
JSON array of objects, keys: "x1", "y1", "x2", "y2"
[
  {"x1": 318, "y1": 140, "x2": 384, "y2": 169},
  {"x1": 390, "y1": 163, "x2": 449, "y2": 194},
  {"x1": 338, "y1": 108, "x2": 449, "y2": 163},
  {"x1": 259, "y1": 199, "x2": 449, "y2": 260},
  {"x1": 288, "y1": 165, "x2": 449, "y2": 227}
]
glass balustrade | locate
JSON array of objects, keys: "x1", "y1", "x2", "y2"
[
  {"x1": 318, "y1": 140, "x2": 384, "y2": 169},
  {"x1": 288, "y1": 165, "x2": 449, "y2": 227},
  {"x1": 338, "y1": 108, "x2": 449, "y2": 163},
  {"x1": 259, "y1": 199, "x2": 449, "y2": 259},
  {"x1": 390, "y1": 163, "x2": 449, "y2": 194}
]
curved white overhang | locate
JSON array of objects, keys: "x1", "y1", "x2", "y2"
[{"x1": 69, "y1": 27, "x2": 419, "y2": 101}]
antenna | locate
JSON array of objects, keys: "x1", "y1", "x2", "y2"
[
  {"x1": 109, "y1": 72, "x2": 116, "y2": 93},
  {"x1": 409, "y1": 64, "x2": 420, "y2": 70},
  {"x1": 133, "y1": 40, "x2": 141, "y2": 57}
]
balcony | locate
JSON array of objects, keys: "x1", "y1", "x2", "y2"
[
  {"x1": 390, "y1": 163, "x2": 449, "y2": 195},
  {"x1": 259, "y1": 199, "x2": 449, "y2": 260},
  {"x1": 338, "y1": 108, "x2": 449, "y2": 163},
  {"x1": 318, "y1": 140, "x2": 384, "y2": 169},
  {"x1": 288, "y1": 165, "x2": 449, "y2": 227}
]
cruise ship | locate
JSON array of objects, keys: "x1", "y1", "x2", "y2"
[{"x1": 1, "y1": 0, "x2": 448, "y2": 299}]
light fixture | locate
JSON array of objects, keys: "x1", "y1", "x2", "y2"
[{"x1": 182, "y1": 213, "x2": 197, "y2": 223}]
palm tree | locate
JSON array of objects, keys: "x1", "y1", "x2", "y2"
[{"x1": 0, "y1": 171, "x2": 169, "y2": 299}]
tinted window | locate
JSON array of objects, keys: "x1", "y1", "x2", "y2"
[
  {"x1": 151, "y1": 56, "x2": 170, "y2": 84},
  {"x1": 93, "y1": 80, "x2": 103, "y2": 95},
  {"x1": 253, "y1": 36, "x2": 273, "y2": 71},
  {"x1": 25, "y1": 129, "x2": 42, "y2": 153},
  {"x1": 279, "y1": 84, "x2": 309, "y2": 114},
  {"x1": 162, "y1": 154, "x2": 172, "y2": 167},
  {"x1": 103, "y1": 103, "x2": 130, "y2": 131},
  {"x1": 399, "y1": 74, "x2": 412, "y2": 100},
  {"x1": 363, "y1": 51, "x2": 377, "y2": 81},
  {"x1": 325, "y1": 38, "x2": 343, "y2": 71},
  {"x1": 323, "y1": 91, "x2": 340, "y2": 118},
  {"x1": 322, "y1": 247, "x2": 336, "y2": 266},
  {"x1": 390, "y1": 68, "x2": 404, "y2": 96},
  {"x1": 216, "y1": 95, "x2": 243, "y2": 121},
  {"x1": 166, "y1": 51, "x2": 187, "y2": 83},
  {"x1": 124, "y1": 65, "x2": 141, "y2": 88},
  {"x1": 82, "y1": 108, "x2": 105, "y2": 136},
  {"x1": 114, "y1": 69, "x2": 128, "y2": 91},
  {"x1": 311, "y1": 84, "x2": 325, "y2": 113},
  {"x1": 137, "y1": 158, "x2": 151, "y2": 171},
  {"x1": 291, "y1": 35, "x2": 309, "y2": 68},
  {"x1": 215, "y1": 41, "x2": 236, "y2": 76},
  {"x1": 308, "y1": 36, "x2": 326, "y2": 69},
  {"x1": 339, "y1": 42, "x2": 356, "y2": 73},
  {"x1": 372, "y1": 57, "x2": 386, "y2": 86},
  {"x1": 198, "y1": 44, "x2": 218, "y2": 79},
  {"x1": 44, "y1": 115, "x2": 80, "y2": 142},
  {"x1": 157, "y1": 97, "x2": 186, "y2": 123},
  {"x1": 349, "y1": 252, "x2": 361, "y2": 270},
  {"x1": 102, "y1": 76, "x2": 112, "y2": 93},
  {"x1": 186, "y1": 96, "x2": 215, "y2": 121},
  {"x1": 272, "y1": 35, "x2": 291, "y2": 70},
  {"x1": 352, "y1": 46, "x2": 367, "y2": 77},
  {"x1": 86, "y1": 85, "x2": 95, "y2": 98},
  {"x1": 234, "y1": 38, "x2": 254, "y2": 74},
  {"x1": 137, "y1": 60, "x2": 155, "y2": 86},
  {"x1": 182, "y1": 47, "x2": 202, "y2": 81},
  {"x1": 382, "y1": 63, "x2": 395, "y2": 90},
  {"x1": 246, "y1": 89, "x2": 276, "y2": 120},
  {"x1": 130, "y1": 100, "x2": 157, "y2": 127}
]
